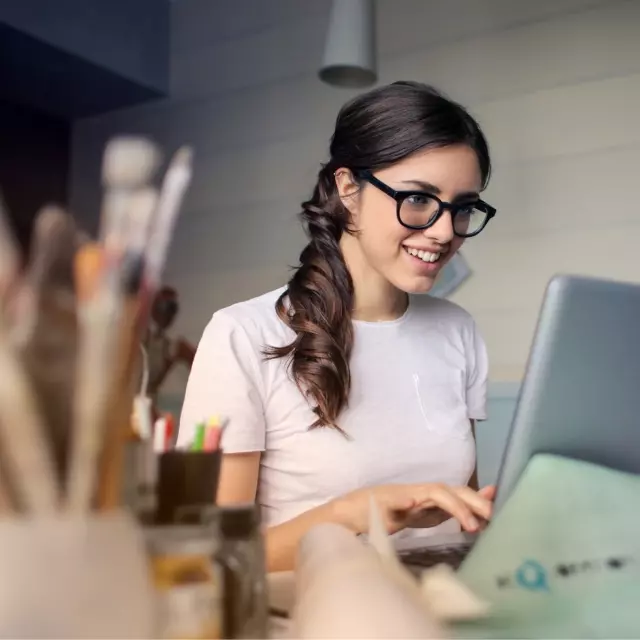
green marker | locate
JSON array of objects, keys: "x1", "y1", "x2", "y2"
[{"x1": 192, "y1": 422, "x2": 206, "y2": 451}]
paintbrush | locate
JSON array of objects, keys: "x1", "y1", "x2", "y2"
[
  {"x1": 12, "y1": 207, "x2": 79, "y2": 483},
  {"x1": 95, "y1": 188, "x2": 159, "y2": 510},
  {"x1": 66, "y1": 241, "x2": 109, "y2": 508},
  {"x1": 66, "y1": 138, "x2": 160, "y2": 513},
  {"x1": 0, "y1": 197, "x2": 59, "y2": 513},
  {"x1": 143, "y1": 147, "x2": 193, "y2": 295},
  {"x1": 10, "y1": 207, "x2": 75, "y2": 346}
]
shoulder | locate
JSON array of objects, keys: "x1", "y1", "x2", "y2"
[
  {"x1": 213, "y1": 286, "x2": 285, "y2": 325},
  {"x1": 202, "y1": 286, "x2": 293, "y2": 347}
]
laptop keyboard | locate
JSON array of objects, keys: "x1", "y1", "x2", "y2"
[{"x1": 398, "y1": 542, "x2": 474, "y2": 575}]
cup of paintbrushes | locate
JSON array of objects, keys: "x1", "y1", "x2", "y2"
[{"x1": 155, "y1": 450, "x2": 222, "y2": 525}]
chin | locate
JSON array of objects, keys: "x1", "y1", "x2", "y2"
[{"x1": 395, "y1": 274, "x2": 438, "y2": 295}]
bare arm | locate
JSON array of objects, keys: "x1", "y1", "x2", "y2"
[
  {"x1": 218, "y1": 446, "x2": 494, "y2": 572},
  {"x1": 217, "y1": 452, "x2": 348, "y2": 573}
]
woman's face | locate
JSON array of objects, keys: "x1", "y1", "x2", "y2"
[{"x1": 338, "y1": 144, "x2": 483, "y2": 295}]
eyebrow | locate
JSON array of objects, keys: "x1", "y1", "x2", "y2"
[{"x1": 399, "y1": 179, "x2": 479, "y2": 201}]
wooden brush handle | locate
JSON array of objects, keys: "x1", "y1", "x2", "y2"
[
  {"x1": 95, "y1": 299, "x2": 141, "y2": 510},
  {"x1": 0, "y1": 325, "x2": 59, "y2": 512},
  {"x1": 21, "y1": 295, "x2": 78, "y2": 485}
]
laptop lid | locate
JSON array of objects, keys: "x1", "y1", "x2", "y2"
[{"x1": 494, "y1": 274, "x2": 640, "y2": 511}]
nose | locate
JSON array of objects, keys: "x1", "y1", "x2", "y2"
[{"x1": 423, "y1": 210, "x2": 455, "y2": 245}]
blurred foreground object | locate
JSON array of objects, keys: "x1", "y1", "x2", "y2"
[{"x1": 0, "y1": 135, "x2": 193, "y2": 515}]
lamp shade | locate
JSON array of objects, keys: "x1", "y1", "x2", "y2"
[{"x1": 319, "y1": 0, "x2": 377, "y2": 88}]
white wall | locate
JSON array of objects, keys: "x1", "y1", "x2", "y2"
[{"x1": 70, "y1": 0, "x2": 640, "y2": 391}]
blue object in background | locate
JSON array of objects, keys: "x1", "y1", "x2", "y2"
[{"x1": 430, "y1": 252, "x2": 472, "y2": 299}]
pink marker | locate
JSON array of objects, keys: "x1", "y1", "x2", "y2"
[{"x1": 204, "y1": 425, "x2": 222, "y2": 451}]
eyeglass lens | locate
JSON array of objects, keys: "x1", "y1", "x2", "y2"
[{"x1": 400, "y1": 194, "x2": 489, "y2": 236}]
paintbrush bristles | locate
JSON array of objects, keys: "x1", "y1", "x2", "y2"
[
  {"x1": 101, "y1": 137, "x2": 162, "y2": 189},
  {"x1": 29, "y1": 207, "x2": 78, "y2": 289}
]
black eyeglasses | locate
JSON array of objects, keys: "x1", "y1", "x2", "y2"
[{"x1": 355, "y1": 170, "x2": 496, "y2": 238}]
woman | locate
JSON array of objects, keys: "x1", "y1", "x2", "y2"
[{"x1": 179, "y1": 81, "x2": 497, "y2": 572}]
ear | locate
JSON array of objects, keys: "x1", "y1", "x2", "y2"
[{"x1": 334, "y1": 168, "x2": 361, "y2": 216}]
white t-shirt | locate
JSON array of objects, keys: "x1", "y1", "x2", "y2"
[{"x1": 178, "y1": 287, "x2": 488, "y2": 537}]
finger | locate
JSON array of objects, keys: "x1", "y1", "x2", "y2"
[
  {"x1": 389, "y1": 495, "x2": 416, "y2": 512},
  {"x1": 452, "y1": 485, "x2": 494, "y2": 521},
  {"x1": 478, "y1": 485, "x2": 497, "y2": 501},
  {"x1": 388, "y1": 497, "x2": 417, "y2": 531},
  {"x1": 415, "y1": 485, "x2": 480, "y2": 532}
]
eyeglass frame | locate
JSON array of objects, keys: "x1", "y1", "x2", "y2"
[{"x1": 353, "y1": 169, "x2": 496, "y2": 238}]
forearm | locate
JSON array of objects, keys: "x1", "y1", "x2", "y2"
[{"x1": 264, "y1": 499, "x2": 351, "y2": 572}]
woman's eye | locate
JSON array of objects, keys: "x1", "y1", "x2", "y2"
[
  {"x1": 457, "y1": 204, "x2": 475, "y2": 216},
  {"x1": 406, "y1": 195, "x2": 430, "y2": 206}
]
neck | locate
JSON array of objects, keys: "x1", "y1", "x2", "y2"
[{"x1": 340, "y1": 234, "x2": 407, "y2": 322}]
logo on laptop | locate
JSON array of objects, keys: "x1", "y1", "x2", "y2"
[
  {"x1": 514, "y1": 559, "x2": 549, "y2": 591},
  {"x1": 496, "y1": 556, "x2": 633, "y2": 592}
]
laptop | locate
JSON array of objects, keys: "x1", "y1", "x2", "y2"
[{"x1": 398, "y1": 274, "x2": 640, "y2": 573}]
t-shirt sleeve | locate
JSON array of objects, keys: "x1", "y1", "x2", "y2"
[
  {"x1": 465, "y1": 319, "x2": 489, "y2": 421},
  {"x1": 177, "y1": 310, "x2": 266, "y2": 452}
]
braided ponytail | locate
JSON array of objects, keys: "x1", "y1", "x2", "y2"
[{"x1": 264, "y1": 166, "x2": 354, "y2": 430}]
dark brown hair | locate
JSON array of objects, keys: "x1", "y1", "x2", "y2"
[{"x1": 264, "y1": 82, "x2": 491, "y2": 430}]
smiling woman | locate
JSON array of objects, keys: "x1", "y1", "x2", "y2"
[{"x1": 178, "y1": 81, "x2": 497, "y2": 572}]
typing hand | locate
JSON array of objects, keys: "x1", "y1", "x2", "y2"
[
  {"x1": 405, "y1": 484, "x2": 496, "y2": 530},
  {"x1": 333, "y1": 483, "x2": 495, "y2": 535}
]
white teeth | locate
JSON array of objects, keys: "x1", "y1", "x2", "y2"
[{"x1": 405, "y1": 247, "x2": 441, "y2": 263}]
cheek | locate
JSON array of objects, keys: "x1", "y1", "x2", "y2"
[
  {"x1": 360, "y1": 218, "x2": 408, "y2": 264},
  {"x1": 450, "y1": 237, "x2": 465, "y2": 255},
  {"x1": 357, "y1": 193, "x2": 407, "y2": 248},
  {"x1": 352, "y1": 194, "x2": 409, "y2": 251}
]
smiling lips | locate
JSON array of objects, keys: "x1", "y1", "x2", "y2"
[{"x1": 403, "y1": 246, "x2": 442, "y2": 263}]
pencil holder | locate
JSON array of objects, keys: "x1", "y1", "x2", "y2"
[
  {"x1": 0, "y1": 510, "x2": 154, "y2": 638},
  {"x1": 122, "y1": 439, "x2": 158, "y2": 523},
  {"x1": 155, "y1": 450, "x2": 222, "y2": 525}
]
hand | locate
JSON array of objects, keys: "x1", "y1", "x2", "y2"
[
  {"x1": 333, "y1": 483, "x2": 495, "y2": 536},
  {"x1": 406, "y1": 485, "x2": 496, "y2": 530}
]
